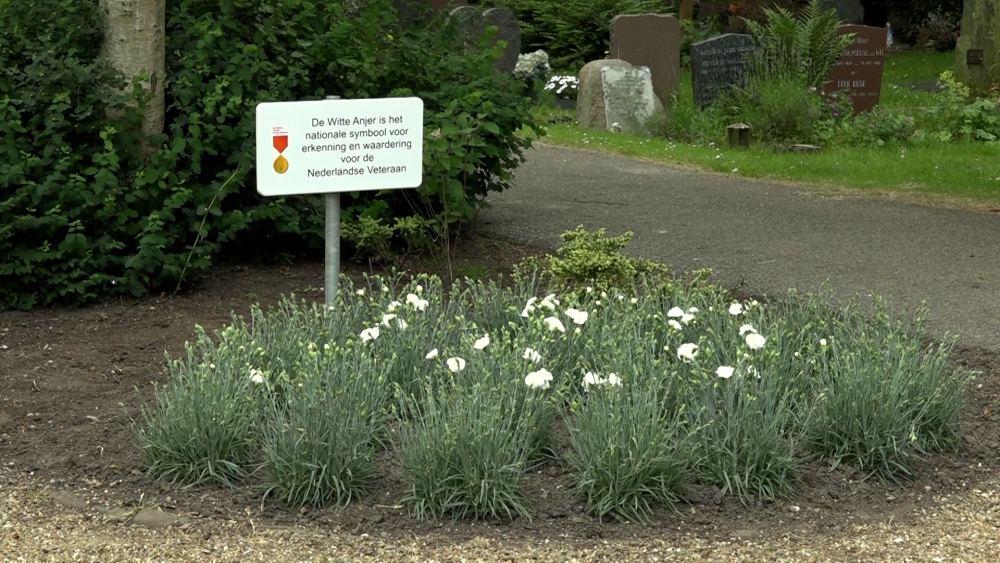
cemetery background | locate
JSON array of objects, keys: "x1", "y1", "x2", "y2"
[{"x1": 3, "y1": 0, "x2": 1000, "y2": 559}]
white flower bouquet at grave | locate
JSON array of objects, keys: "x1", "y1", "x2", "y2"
[
  {"x1": 544, "y1": 75, "x2": 579, "y2": 99},
  {"x1": 513, "y1": 50, "x2": 551, "y2": 82}
]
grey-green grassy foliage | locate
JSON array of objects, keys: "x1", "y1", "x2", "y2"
[
  {"x1": 139, "y1": 234, "x2": 971, "y2": 518},
  {"x1": 261, "y1": 344, "x2": 390, "y2": 507}
]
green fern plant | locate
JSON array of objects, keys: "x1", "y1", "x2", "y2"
[{"x1": 743, "y1": 0, "x2": 854, "y2": 88}]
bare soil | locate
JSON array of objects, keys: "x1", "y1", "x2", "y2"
[{"x1": 3, "y1": 232, "x2": 1000, "y2": 561}]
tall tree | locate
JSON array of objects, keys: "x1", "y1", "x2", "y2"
[{"x1": 99, "y1": 0, "x2": 166, "y2": 140}]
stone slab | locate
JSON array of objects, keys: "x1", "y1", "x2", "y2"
[
  {"x1": 483, "y1": 8, "x2": 521, "y2": 74},
  {"x1": 601, "y1": 64, "x2": 660, "y2": 134},
  {"x1": 690, "y1": 34, "x2": 755, "y2": 108},
  {"x1": 823, "y1": 25, "x2": 887, "y2": 113},
  {"x1": 609, "y1": 14, "x2": 681, "y2": 108}
]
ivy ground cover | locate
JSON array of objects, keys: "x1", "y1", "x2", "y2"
[{"x1": 138, "y1": 274, "x2": 970, "y2": 523}]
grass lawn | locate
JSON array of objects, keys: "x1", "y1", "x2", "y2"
[{"x1": 532, "y1": 50, "x2": 1000, "y2": 208}]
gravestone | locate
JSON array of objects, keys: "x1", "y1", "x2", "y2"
[
  {"x1": 577, "y1": 59, "x2": 663, "y2": 134},
  {"x1": 391, "y1": 0, "x2": 467, "y2": 24},
  {"x1": 448, "y1": 6, "x2": 521, "y2": 73},
  {"x1": 483, "y1": 8, "x2": 521, "y2": 74},
  {"x1": 690, "y1": 34, "x2": 755, "y2": 108},
  {"x1": 608, "y1": 14, "x2": 681, "y2": 108},
  {"x1": 823, "y1": 25, "x2": 887, "y2": 113},
  {"x1": 450, "y1": 5, "x2": 484, "y2": 48},
  {"x1": 955, "y1": 0, "x2": 1000, "y2": 95},
  {"x1": 822, "y1": 0, "x2": 864, "y2": 25}
]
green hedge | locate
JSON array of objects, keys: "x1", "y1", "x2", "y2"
[{"x1": 0, "y1": 0, "x2": 539, "y2": 309}]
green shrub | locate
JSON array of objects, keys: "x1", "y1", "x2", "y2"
[
  {"x1": 647, "y1": 93, "x2": 730, "y2": 144},
  {"x1": 838, "y1": 110, "x2": 915, "y2": 147},
  {"x1": 690, "y1": 362, "x2": 799, "y2": 501},
  {"x1": 482, "y1": 0, "x2": 673, "y2": 72},
  {"x1": 547, "y1": 225, "x2": 665, "y2": 291},
  {"x1": 732, "y1": 76, "x2": 838, "y2": 144},
  {"x1": 922, "y1": 71, "x2": 1000, "y2": 143},
  {"x1": 1, "y1": 0, "x2": 539, "y2": 309},
  {"x1": 0, "y1": 0, "x2": 151, "y2": 308}
]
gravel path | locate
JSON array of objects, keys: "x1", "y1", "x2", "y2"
[{"x1": 4, "y1": 466, "x2": 1000, "y2": 562}]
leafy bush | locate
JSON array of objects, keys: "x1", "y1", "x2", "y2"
[
  {"x1": 922, "y1": 72, "x2": 1000, "y2": 143},
  {"x1": 871, "y1": 0, "x2": 962, "y2": 46},
  {"x1": 743, "y1": 0, "x2": 853, "y2": 88},
  {"x1": 733, "y1": 76, "x2": 841, "y2": 144},
  {"x1": 0, "y1": 0, "x2": 151, "y2": 308},
  {"x1": 482, "y1": 0, "x2": 673, "y2": 72},
  {"x1": 1, "y1": 0, "x2": 539, "y2": 309},
  {"x1": 547, "y1": 225, "x2": 665, "y2": 291},
  {"x1": 648, "y1": 93, "x2": 730, "y2": 144},
  {"x1": 838, "y1": 110, "x2": 915, "y2": 147}
]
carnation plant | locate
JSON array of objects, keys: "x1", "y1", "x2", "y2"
[{"x1": 137, "y1": 231, "x2": 972, "y2": 515}]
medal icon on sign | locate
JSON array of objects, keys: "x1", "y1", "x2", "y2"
[{"x1": 272, "y1": 127, "x2": 289, "y2": 174}]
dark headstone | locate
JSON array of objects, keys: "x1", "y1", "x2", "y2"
[
  {"x1": 609, "y1": 14, "x2": 681, "y2": 108},
  {"x1": 822, "y1": 25, "x2": 887, "y2": 113},
  {"x1": 483, "y1": 8, "x2": 521, "y2": 73},
  {"x1": 822, "y1": 0, "x2": 864, "y2": 25},
  {"x1": 391, "y1": 0, "x2": 467, "y2": 25},
  {"x1": 690, "y1": 34, "x2": 755, "y2": 108}
]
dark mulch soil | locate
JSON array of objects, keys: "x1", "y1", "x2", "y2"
[{"x1": 2, "y1": 232, "x2": 999, "y2": 544}]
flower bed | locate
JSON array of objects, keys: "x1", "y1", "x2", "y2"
[{"x1": 138, "y1": 274, "x2": 970, "y2": 522}]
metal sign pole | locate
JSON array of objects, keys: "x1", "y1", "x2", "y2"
[{"x1": 325, "y1": 96, "x2": 341, "y2": 305}]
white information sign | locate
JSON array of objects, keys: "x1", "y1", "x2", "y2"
[{"x1": 255, "y1": 97, "x2": 424, "y2": 196}]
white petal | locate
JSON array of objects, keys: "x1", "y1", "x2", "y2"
[
  {"x1": 716, "y1": 366, "x2": 734, "y2": 379},
  {"x1": 473, "y1": 335, "x2": 491, "y2": 350},
  {"x1": 425, "y1": 348, "x2": 439, "y2": 360},
  {"x1": 667, "y1": 306, "x2": 684, "y2": 318},
  {"x1": 745, "y1": 333, "x2": 766, "y2": 350}
]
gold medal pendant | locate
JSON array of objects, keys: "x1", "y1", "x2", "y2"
[{"x1": 273, "y1": 155, "x2": 289, "y2": 174}]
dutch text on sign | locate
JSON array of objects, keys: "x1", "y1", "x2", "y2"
[{"x1": 255, "y1": 97, "x2": 424, "y2": 196}]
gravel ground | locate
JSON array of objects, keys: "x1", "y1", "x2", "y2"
[{"x1": 4, "y1": 466, "x2": 1000, "y2": 562}]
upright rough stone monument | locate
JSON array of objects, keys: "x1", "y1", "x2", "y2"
[
  {"x1": 955, "y1": 0, "x2": 1000, "y2": 95},
  {"x1": 690, "y1": 34, "x2": 755, "y2": 108},
  {"x1": 577, "y1": 59, "x2": 663, "y2": 134},
  {"x1": 822, "y1": 25, "x2": 887, "y2": 113},
  {"x1": 608, "y1": 14, "x2": 681, "y2": 108}
]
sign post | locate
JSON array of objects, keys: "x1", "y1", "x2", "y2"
[{"x1": 256, "y1": 96, "x2": 424, "y2": 304}]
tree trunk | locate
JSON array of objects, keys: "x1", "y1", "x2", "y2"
[
  {"x1": 679, "y1": 0, "x2": 693, "y2": 21},
  {"x1": 955, "y1": 0, "x2": 1000, "y2": 95},
  {"x1": 99, "y1": 0, "x2": 165, "y2": 140}
]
